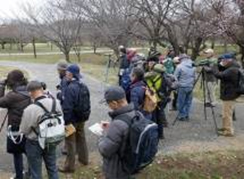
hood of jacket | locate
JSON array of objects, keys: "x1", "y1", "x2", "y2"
[{"x1": 109, "y1": 103, "x2": 135, "y2": 119}]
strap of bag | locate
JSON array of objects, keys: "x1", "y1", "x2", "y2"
[{"x1": 0, "y1": 112, "x2": 8, "y2": 133}]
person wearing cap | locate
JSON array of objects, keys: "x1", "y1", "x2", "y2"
[
  {"x1": 144, "y1": 64, "x2": 172, "y2": 138},
  {"x1": 174, "y1": 54, "x2": 196, "y2": 121},
  {"x1": 0, "y1": 70, "x2": 31, "y2": 179},
  {"x1": 56, "y1": 61, "x2": 68, "y2": 102},
  {"x1": 199, "y1": 48, "x2": 218, "y2": 107},
  {"x1": 163, "y1": 48, "x2": 175, "y2": 75},
  {"x1": 20, "y1": 80, "x2": 62, "y2": 179},
  {"x1": 205, "y1": 53, "x2": 240, "y2": 136},
  {"x1": 118, "y1": 46, "x2": 130, "y2": 86},
  {"x1": 59, "y1": 64, "x2": 89, "y2": 173},
  {"x1": 98, "y1": 86, "x2": 135, "y2": 179}
]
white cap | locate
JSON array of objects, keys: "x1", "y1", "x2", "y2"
[{"x1": 204, "y1": 48, "x2": 214, "y2": 55}]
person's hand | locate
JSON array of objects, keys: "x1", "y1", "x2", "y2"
[
  {"x1": 203, "y1": 66, "x2": 213, "y2": 73},
  {"x1": 101, "y1": 121, "x2": 110, "y2": 131}
]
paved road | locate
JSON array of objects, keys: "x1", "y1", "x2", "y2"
[
  {"x1": 1, "y1": 61, "x2": 244, "y2": 176},
  {"x1": 0, "y1": 61, "x2": 110, "y2": 174}
]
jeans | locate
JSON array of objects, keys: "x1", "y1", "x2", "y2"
[
  {"x1": 25, "y1": 139, "x2": 59, "y2": 179},
  {"x1": 64, "y1": 121, "x2": 88, "y2": 170},
  {"x1": 13, "y1": 153, "x2": 24, "y2": 179},
  {"x1": 177, "y1": 87, "x2": 193, "y2": 118}
]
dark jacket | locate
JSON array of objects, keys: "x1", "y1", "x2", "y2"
[
  {"x1": 119, "y1": 54, "x2": 130, "y2": 70},
  {"x1": 61, "y1": 79, "x2": 87, "y2": 124},
  {"x1": 128, "y1": 80, "x2": 145, "y2": 110},
  {"x1": 213, "y1": 62, "x2": 240, "y2": 100},
  {"x1": 56, "y1": 77, "x2": 68, "y2": 103},
  {"x1": 0, "y1": 85, "x2": 31, "y2": 127},
  {"x1": 98, "y1": 104, "x2": 135, "y2": 179}
]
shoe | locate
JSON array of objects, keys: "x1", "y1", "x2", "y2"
[
  {"x1": 184, "y1": 116, "x2": 190, "y2": 121},
  {"x1": 177, "y1": 117, "x2": 186, "y2": 121},
  {"x1": 204, "y1": 102, "x2": 215, "y2": 107},
  {"x1": 217, "y1": 128, "x2": 227, "y2": 131},
  {"x1": 218, "y1": 131, "x2": 234, "y2": 137},
  {"x1": 58, "y1": 167, "x2": 75, "y2": 173}
]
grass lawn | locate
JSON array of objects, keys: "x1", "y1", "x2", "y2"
[{"x1": 58, "y1": 150, "x2": 244, "y2": 179}]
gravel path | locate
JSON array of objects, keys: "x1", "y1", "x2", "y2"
[{"x1": 0, "y1": 61, "x2": 244, "y2": 177}]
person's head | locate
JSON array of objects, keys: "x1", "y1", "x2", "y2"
[
  {"x1": 173, "y1": 56, "x2": 180, "y2": 65},
  {"x1": 147, "y1": 56, "x2": 159, "y2": 70},
  {"x1": 6, "y1": 70, "x2": 28, "y2": 89},
  {"x1": 27, "y1": 81, "x2": 44, "y2": 99},
  {"x1": 153, "y1": 64, "x2": 166, "y2": 73},
  {"x1": 104, "y1": 86, "x2": 128, "y2": 111},
  {"x1": 219, "y1": 53, "x2": 235, "y2": 67},
  {"x1": 203, "y1": 48, "x2": 214, "y2": 58},
  {"x1": 57, "y1": 61, "x2": 68, "y2": 79},
  {"x1": 66, "y1": 64, "x2": 81, "y2": 81},
  {"x1": 130, "y1": 67, "x2": 144, "y2": 82},
  {"x1": 119, "y1": 45, "x2": 126, "y2": 54}
]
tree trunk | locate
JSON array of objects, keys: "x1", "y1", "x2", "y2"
[
  {"x1": 1, "y1": 42, "x2": 5, "y2": 50},
  {"x1": 152, "y1": 40, "x2": 157, "y2": 49},
  {"x1": 191, "y1": 37, "x2": 203, "y2": 61},
  {"x1": 240, "y1": 46, "x2": 244, "y2": 68},
  {"x1": 93, "y1": 42, "x2": 97, "y2": 54},
  {"x1": 20, "y1": 42, "x2": 24, "y2": 52},
  {"x1": 32, "y1": 37, "x2": 37, "y2": 58},
  {"x1": 211, "y1": 39, "x2": 215, "y2": 49},
  {"x1": 224, "y1": 41, "x2": 228, "y2": 53},
  {"x1": 64, "y1": 51, "x2": 71, "y2": 63},
  {"x1": 51, "y1": 43, "x2": 53, "y2": 51},
  {"x1": 9, "y1": 42, "x2": 12, "y2": 50}
]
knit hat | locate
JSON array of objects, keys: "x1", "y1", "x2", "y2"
[{"x1": 57, "y1": 61, "x2": 68, "y2": 71}]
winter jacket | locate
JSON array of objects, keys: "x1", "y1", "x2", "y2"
[
  {"x1": 199, "y1": 58, "x2": 218, "y2": 82},
  {"x1": 20, "y1": 96, "x2": 63, "y2": 140},
  {"x1": 56, "y1": 77, "x2": 68, "y2": 104},
  {"x1": 128, "y1": 80, "x2": 145, "y2": 110},
  {"x1": 61, "y1": 78, "x2": 89, "y2": 124},
  {"x1": 98, "y1": 104, "x2": 135, "y2": 179},
  {"x1": 213, "y1": 62, "x2": 240, "y2": 101},
  {"x1": 163, "y1": 57, "x2": 175, "y2": 74},
  {"x1": 174, "y1": 57, "x2": 196, "y2": 88},
  {"x1": 0, "y1": 84, "x2": 31, "y2": 127},
  {"x1": 119, "y1": 54, "x2": 130, "y2": 70}
]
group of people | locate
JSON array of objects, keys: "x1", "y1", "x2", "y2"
[
  {"x1": 118, "y1": 46, "x2": 242, "y2": 138},
  {"x1": 0, "y1": 45, "x2": 242, "y2": 179},
  {"x1": 0, "y1": 63, "x2": 90, "y2": 179}
]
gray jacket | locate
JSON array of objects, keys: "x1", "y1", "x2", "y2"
[
  {"x1": 174, "y1": 57, "x2": 196, "y2": 88},
  {"x1": 20, "y1": 96, "x2": 63, "y2": 140},
  {"x1": 98, "y1": 104, "x2": 135, "y2": 179}
]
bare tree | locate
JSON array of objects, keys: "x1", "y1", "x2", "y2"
[
  {"x1": 69, "y1": 0, "x2": 136, "y2": 55},
  {"x1": 22, "y1": 0, "x2": 83, "y2": 62}
]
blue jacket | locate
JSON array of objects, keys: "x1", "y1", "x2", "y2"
[
  {"x1": 174, "y1": 57, "x2": 196, "y2": 88},
  {"x1": 129, "y1": 81, "x2": 145, "y2": 110},
  {"x1": 61, "y1": 79, "x2": 82, "y2": 124}
]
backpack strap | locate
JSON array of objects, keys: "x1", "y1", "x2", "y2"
[{"x1": 35, "y1": 101, "x2": 50, "y2": 114}]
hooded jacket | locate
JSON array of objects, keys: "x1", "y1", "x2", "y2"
[
  {"x1": 98, "y1": 104, "x2": 135, "y2": 179},
  {"x1": 0, "y1": 85, "x2": 31, "y2": 127},
  {"x1": 213, "y1": 61, "x2": 240, "y2": 100},
  {"x1": 174, "y1": 57, "x2": 196, "y2": 88}
]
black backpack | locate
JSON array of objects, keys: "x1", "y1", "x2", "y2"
[
  {"x1": 237, "y1": 69, "x2": 244, "y2": 94},
  {"x1": 73, "y1": 82, "x2": 91, "y2": 121},
  {"x1": 119, "y1": 111, "x2": 159, "y2": 174}
]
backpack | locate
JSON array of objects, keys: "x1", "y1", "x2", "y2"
[
  {"x1": 73, "y1": 82, "x2": 91, "y2": 121},
  {"x1": 120, "y1": 68, "x2": 131, "y2": 92},
  {"x1": 119, "y1": 111, "x2": 159, "y2": 174},
  {"x1": 142, "y1": 87, "x2": 158, "y2": 113},
  {"x1": 34, "y1": 98, "x2": 65, "y2": 149},
  {"x1": 236, "y1": 69, "x2": 244, "y2": 94}
]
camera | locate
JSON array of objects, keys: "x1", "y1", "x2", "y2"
[{"x1": 0, "y1": 79, "x2": 7, "y2": 86}]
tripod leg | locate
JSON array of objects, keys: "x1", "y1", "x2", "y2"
[
  {"x1": 202, "y1": 74, "x2": 208, "y2": 121},
  {"x1": 205, "y1": 79, "x2": 219, "y2": 135},
  {"x1": 172, "y1": 117, "x2": 178, "y2": 126}
]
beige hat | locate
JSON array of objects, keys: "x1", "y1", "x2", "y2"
[
  {"x1": 204, "y1": 48, "x2": 214, "y2": 55},
  {"x1": 173, "y1": 57, "x2": 180, "y2": 64}
]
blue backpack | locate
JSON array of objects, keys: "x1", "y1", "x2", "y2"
[
  {"x1": 119, "y1": 111, "x2": 159, "y2": 174},
  {"x1": 120, "y1": 68, "x2": 131, "y2": 91}
]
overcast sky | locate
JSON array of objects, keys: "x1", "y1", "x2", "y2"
[{"x1": 0, "y1": 0, "x2": 43, "y2": 19}]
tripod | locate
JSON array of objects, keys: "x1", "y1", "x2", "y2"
[{"x1": 172, "y1": 68, "x2": 219, "y2": 135}]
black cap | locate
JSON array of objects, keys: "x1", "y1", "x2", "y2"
[{"x1": 102, "y1": 86, "x2": 126, "y2": 103}]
